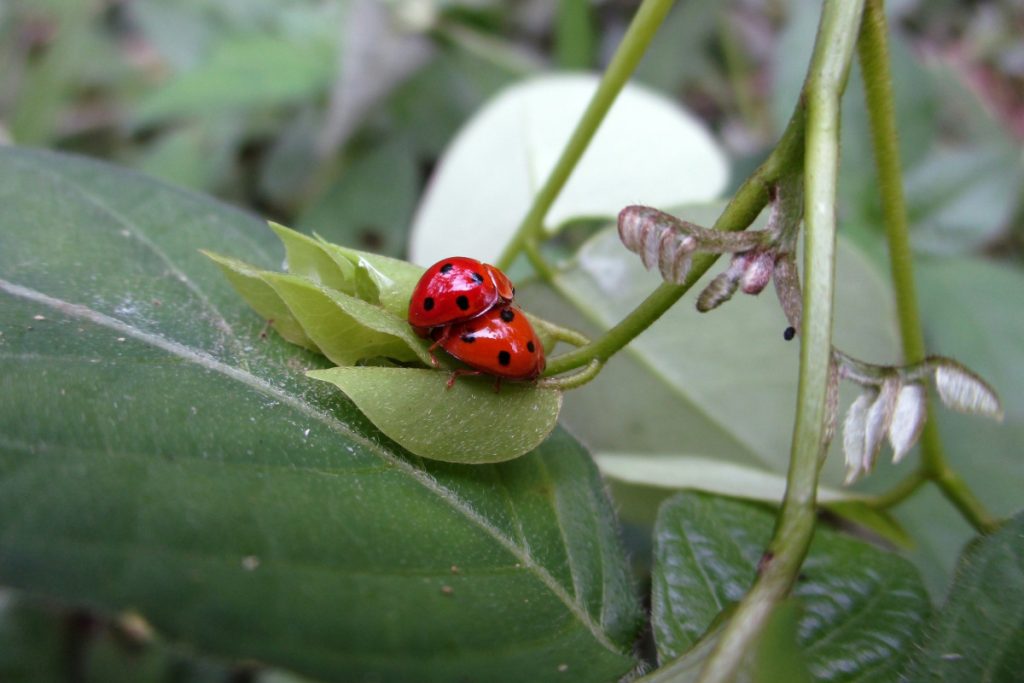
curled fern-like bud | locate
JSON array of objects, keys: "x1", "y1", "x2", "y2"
[{"x1": 618, "y1": 205, "x2": 702, "y2": 284}]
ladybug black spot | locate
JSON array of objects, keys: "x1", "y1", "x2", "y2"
[
  {"x1": 440, "y1": 263, "x2": 454, "y2": 274},
  {"x1": 460, "y1": 334, "x2": 476, "y2": 343},
  {"x1": 498, "y1": 350, "x2": 511, "y2": 366},
  {"x1": 424, "y1": 297, "x2": 435, "y2": 311},
  {"x1": 784, "y1": 326, "x2": 796, "y2": 341},
  {"x1": 456, "y1": 295, "x2": 470, "y2": 311},
  {"x1": 526, "y1": 341, "x2": 535, "y2": 353},
  {"x1": 471, "y1": 272, "x2": 484, "y2": 284},
  {"x1": 500, "y1": 308, "x2": 515, "y2": 322}
]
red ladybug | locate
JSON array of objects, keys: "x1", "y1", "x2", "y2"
[
  {"x1": 433, "y1": 305, "x2": 545, "y2": 387},
  {"x1": 408, "y1": 257, "x2": 515, "y2": 336}
]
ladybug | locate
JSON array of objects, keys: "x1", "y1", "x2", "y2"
[
  {"x1": 433, "y1": 305, "x2": 545, "y2": 387},
  {"x1": 408, "y1": 257, "x2": 515, "y2": 336}
]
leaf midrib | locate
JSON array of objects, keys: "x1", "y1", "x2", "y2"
[{"x1": 0, "y1": 277, "x2": 622, "y2": 655}]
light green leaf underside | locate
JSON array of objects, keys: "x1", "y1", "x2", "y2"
[
  {"x1": 0, "y1": 146, "x2": 639, "y2": 683},
  {"x1": 308, "y1": 368, "x2": 563, "y2": 464},
  {"x1": 652, "y1": 493, "x2": 930, "y2": 682},
  {"x1": 594, "y1": 453, "x2": 911, "y2": 547},
  {"x1": 409, "y1": 73, "x2": 729, "y2": 265},
  {"x1": 903, "y1": 511, "x2": 1024, "y2": 682}
]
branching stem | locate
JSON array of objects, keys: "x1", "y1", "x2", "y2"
[
  {"x1": 857, "y1": 0, "x2": 997, "y2": 533},
  {"x1": 696, "y1": 2, "x2": 865, "y2": 680}
]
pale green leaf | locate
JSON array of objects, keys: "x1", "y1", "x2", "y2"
[
  {"x1": 269, "y1": 221, "x2": 355, "y2": 293},
  {"x1": 307, "y1": 367, "x2": 562, "y2": 463},
  {"x1": 201, "y1": 251, "x2": 319, "y2": 351},
  {"x1": 260, "y1": 272, "x2": 431, "y2": 366},
  {"x1": 409, "y1": 73, "x2": 729, "y2": 265}
]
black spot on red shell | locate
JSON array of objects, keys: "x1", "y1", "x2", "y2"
[
  {"x1": 526, "y1": 341, "x2": 535, "y2": 353},
  {"x1": 460, "y1": 334, "x2": 475, "y2": 343},
  {"x1": 440, "y1": 263, "x2": 454, "y2": 274},
  {"x1": 424, "y1": 297, "x2": 435, "y2": 311},
  {"x1": 471, "y1": 272, "x2": 484, "y2": 284},
  {"x1": 500, "y1": 308, "x2": 515, "y2": 322},
  {"x1": 498, "y1": 350, "x2": 511, "y2": 366},
  {"x1": 456, "y1": 295, "x2": 470, "y2": 311}
]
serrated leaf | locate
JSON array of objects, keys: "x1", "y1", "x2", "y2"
[
  {"x1": 0, "y1": 146, "x2": 639, "y2": 683},
  {"x1": 307, "y1": 367, "x2": 562, "y2": 464},
  {"x1": 652, "y1": 493, "x2": 930, "y2": 681},
  {"x1": 409, "y1": 74, "x2": 729, "y2": 265},
  {"x1": 903, "y1": 511, "x2": 1024, "y2": 682}
]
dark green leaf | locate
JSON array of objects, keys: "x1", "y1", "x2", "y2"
[
  {"x1": 308, "y1": 367, "x2": 562, "y2": 463},
  {"x1": 0, "y1": 146, "x2": 640, "y2": 683},
  {"x1": 903, "y1": 511, "x2": 1024, "y2": 682},
  {"x1": 652, "y1": 493, "x2": 930, "y2": 681}
]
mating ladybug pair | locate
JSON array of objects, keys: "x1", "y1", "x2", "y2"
[{"x1": 408, "y1": 257, "x2": 545, "y2": 385}]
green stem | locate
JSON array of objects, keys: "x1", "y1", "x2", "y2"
[
  {"x1": 543, "y1": 106, "x2": 806, "y2": 377},
  {"x1": 857, "y1": 0, "x2": 996, "y2": 533},
  {"x1": 867, "y1": 468, "x2": 926, "y2": 509},
  {"x1": 697, "y1": 2, "x2": 865, "y2": 681},
  {"x1": 495, "y1": 0, "x2": 678, "y2": 271}
]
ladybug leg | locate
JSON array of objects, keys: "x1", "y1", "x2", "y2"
[
  {"x1": 492, "y1": 377, "x2": 502, "y2": 393},
  {"x1": 427, "y1": 327, "x2": 450, "y2": 368},
  {"x1": 445, "y1": 369, "x2": 482, "y2": 390}
]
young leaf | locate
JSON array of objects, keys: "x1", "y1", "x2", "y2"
[
  {"x1": 307, "y1": 368, "x2": 562, "y2": 463},
  {"x1": 315, "y1": 236, "x2": 425, "y2": 318},
  {"x1": 260, "y1": 272, "x2": 431, "y2": 366},
  {"x1": 888, "y1": 382, "x2": 926, "y2": 462},
  {"x1": 201, "y1": 251, "x2": 319, "y2": 352},
  {"x1": 903, "y1": 510, "x2": 1024, "y2": 681},
  {"x1": 268, "y1": 221, "x2": 356, "y2": 293},
  {"x1": 652, "y1": 493, "x2": 930, "y2": 680},
  {"x1": 0, "y1": 146, "x2": 639, "y2": 683}
]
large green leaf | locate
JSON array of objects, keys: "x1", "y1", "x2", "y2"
[
  {"x1": 651, "y1": 493, "x2": 930, "y2": 682},
  {"x1": 0, "y1": 146, "x2": 640, "y2": 683},
  {"x1": 903, "y1": 511, "x2": 1024, "y2": 682}
]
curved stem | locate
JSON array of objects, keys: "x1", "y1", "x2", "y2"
[
  {"x1": 543, "y1": 106, "x2": 806, "y2": 377},
  {"x1": 697, "y1": 2, "x2": 865, "y2": 681},
  {"x1": 857, "y1": 0, "x2": 996, "y2": 533},
  {"x1": 537, "y1": 359, "x2": 603, "y2": 390},
  {"x1": 495, "y1": 0, "x2": 678, "y2": 271},
  {"x1": 866, "y1": 468, "x2": 926, "y2": 509}
]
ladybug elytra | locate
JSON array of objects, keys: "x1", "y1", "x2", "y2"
[
  {"x1": 433, "y1": 305, "x2": 545, "y2": 385},
  {"x1": 408, "y1": 257, "x2": 515, "y2": 336}
]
